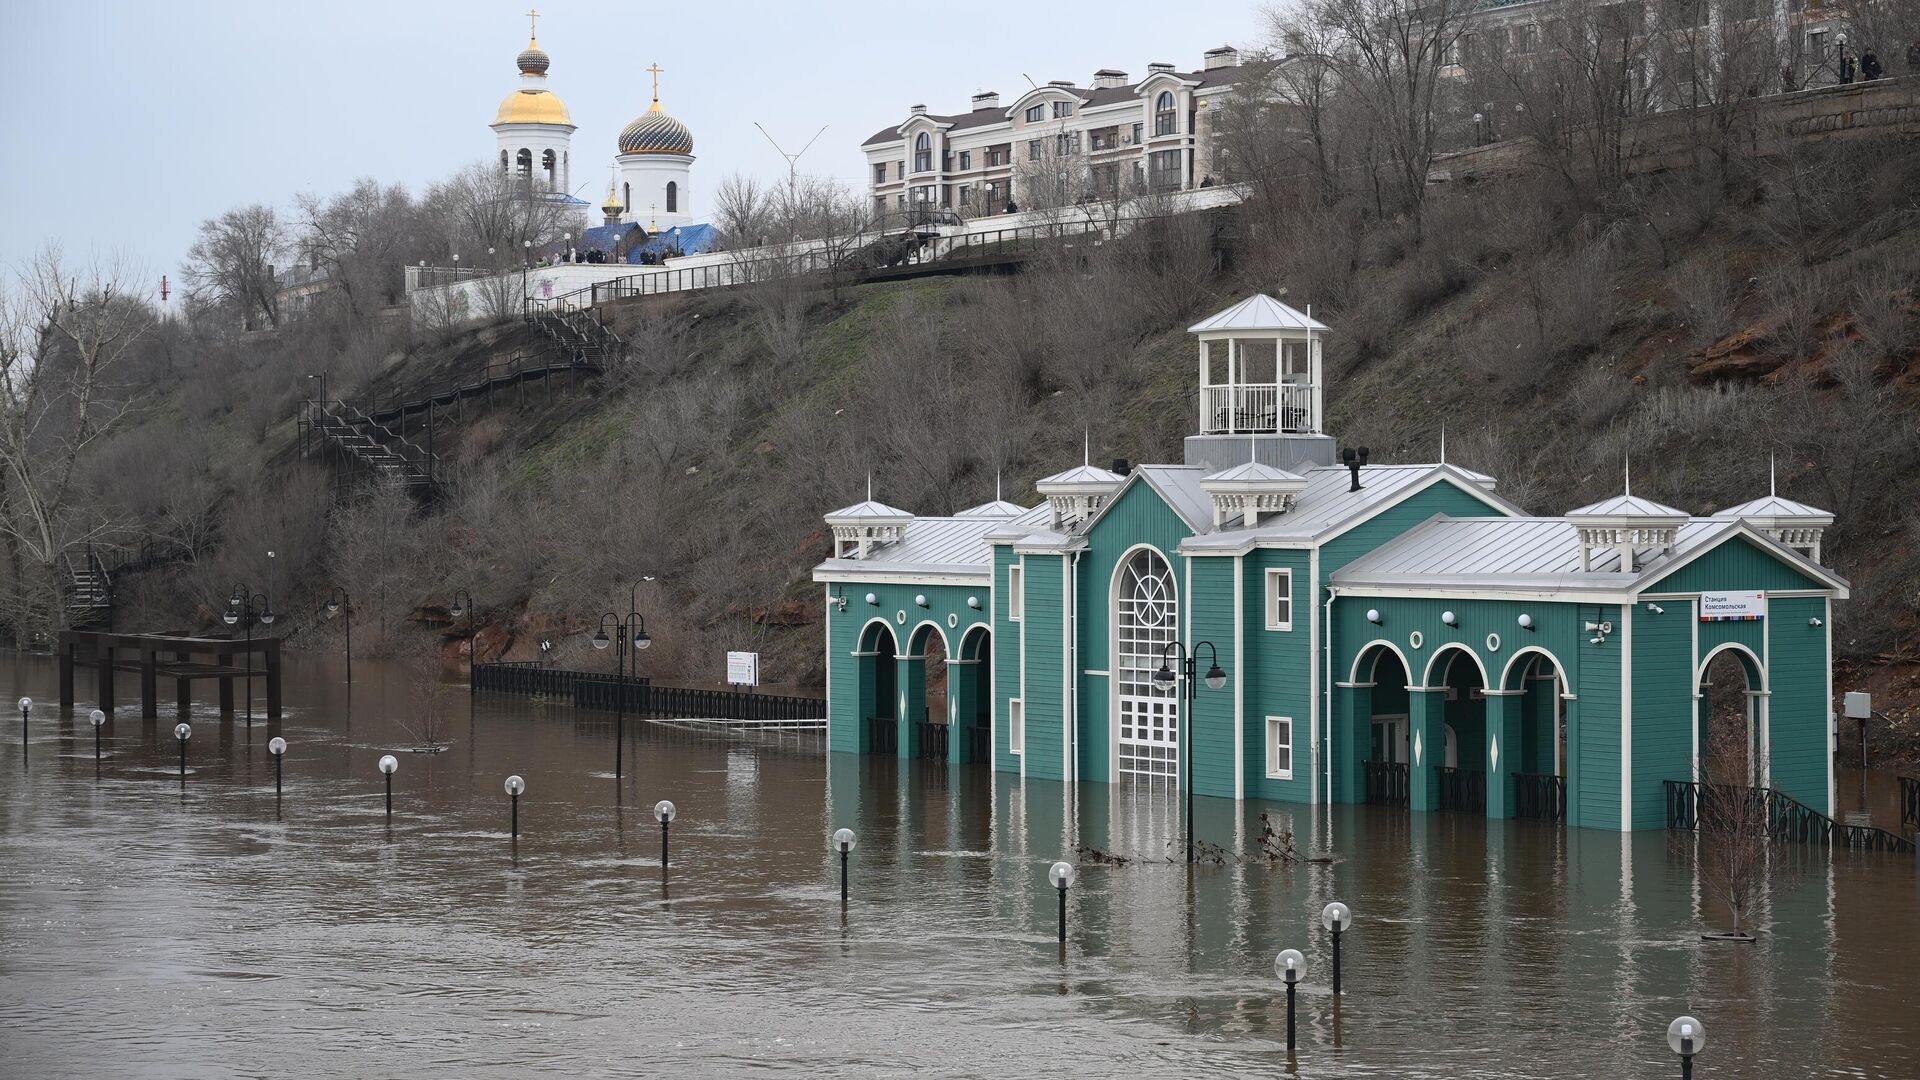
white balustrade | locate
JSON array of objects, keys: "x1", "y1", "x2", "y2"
[{"x1": 1200, "y1": 383, "x2": 1317, "y2": 434}]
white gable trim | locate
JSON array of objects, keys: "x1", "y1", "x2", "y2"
[{"x1": 1632, "y1": 520, "x2": 1850, "y2": 598}]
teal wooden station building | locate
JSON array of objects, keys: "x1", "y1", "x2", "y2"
[{"x1": 813, "y1": 296, "x2": 1848, "y2": 830}]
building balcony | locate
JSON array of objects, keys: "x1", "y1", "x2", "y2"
[{"x1": 1199, "y1": 382, "x2": 1316, "y2": 434}]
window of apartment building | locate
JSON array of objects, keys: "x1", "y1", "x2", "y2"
[
  {"x1": 1026, "y1": 104, "x2": 1046, "y2": 122},
  {"x1": 985, "y1": 180, "x2": 1004, "y2": 209},
  {"x1": 1513, "y1": 24, "x2": 1538, "y2": 53},
  {"x1": 896, "y1": 193, "x2": 907, "y2": 209},
  {"x1": 897, "y1": 161, "x2": 906, "y2": 180},
  {"x1": 1052, "y1": 100, "x2": 1074, "y2": 118},
  {"x1": 958, "y1": 150, "x2": 971, "y2": 170},
  {"x1": 1266, "y1": 717, "x2": 1293, "y2": 779},
  {"x1": 1056, "y1": 132, "x2": 1076, "y2": 156},
  {"x1": 1009, "y1": 699, "x2": 1025, "y2": 754},
  {"x1": 1007, "y1": 565, "x2": 1024, "y2": 620},
  {"x1": 1154, "y1": 91, "x2": 1178, "y2": 136},
  {"x1": 1028, "y1": 139, "x2": 1043, "y2": 161},
  {"x1": 914, "y1": 133, "x2": 932, "y2": 172},
  {"x1": 1265, "y1": 569, "x2": 1293, "y2": 631},
  {"x1": 1148, "y1": 149, "x2": 1181, "y2": 190},
  {"x1": 872, "y1": 196, "x2": 887, "y2": 218},
  {"x1": 943, "y1": 150, "x2": 954, "y2": 171},
  {"x1": 873, "y1": 162, "x2": 888, "y2": 185},
  {"x1": 1131, "y1": 122, "x2": 1143, "y2": 143},
  {"x1": 958, "y1": 184, "x2": 973, "y2": 207},
  {"x1": 1090, "y1": 127, "x2": 1118, "y2": 151}
]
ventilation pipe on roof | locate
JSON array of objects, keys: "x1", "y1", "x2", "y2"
[
  {"x1": 971, "y1": 91, "x2": 1000, "y2": 110},
  {"x1": 1111, "y1": 458, "x2": 1132, "y2": 476},
  {"x1": 1342, "y1": 446, "x2": 1370, "y2": 492}
]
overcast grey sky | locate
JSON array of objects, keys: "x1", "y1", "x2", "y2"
[{"x1": 1, "y1": 0, "x2": 1269, "y2": 295}]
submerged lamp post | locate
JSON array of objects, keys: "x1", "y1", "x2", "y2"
[
  {"x1": 223, "y1": 587, "x2": 275, "y2": 725},
  {"x1": 1276, "y1": 948, "x2": 1305, "y2": 1052},
  {"x1": 18, "y1": 696, "x2": 29, "y2": 754},
  {"x1": 324, "y1": 586, "x2": 352, "y2": 683},
  {"x1": 833, "y1": 828, "x2": 857, "y2": 903},
  {"x1": 1152, "y1": 641, "x2": 1227, "y2": 864},
  {"x1": 1668, "y1": 1016, "x2": 1706, "y2": 1079},
  {"x1": 379, "y1": 754, "x2": 398, "y2": 816},
  {"x1": 654, "y1": 799, "x2": 676, "y2": 869},
  {"x1": 90, "y1": 708, "x2": 107, "y2": 760},
  {"x1": 268, "y1": 736, "x2": 287, "y2": 793},
  {"x1": 174, "y1": 722, "x2": 192, "y2": 779},
  {"x1": 1049, "y1": 861, "x2": 1077, "y2": 943},
  {"x1": 505, "y1": 774, "x2": 525, "y2": 837},
  {"x1": 592, "y1": 602, "x2": 653, "y2": 779},
  {"x1": 1322, "y1": 901, "x2": 1351, "y2": 995}
]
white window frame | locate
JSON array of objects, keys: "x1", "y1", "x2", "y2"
[
  {"x1": 1266, "y1": 716, "x2": 1293, "y2": 779},
  {"x1": 1026, "y1": 105, "x2": 1046, "y2": 122},
  {"x1": 1264, "y1": 568, "x2": 1293, "y2": 631},
  {"x1": 1009, "y1": 698, "x2": 1025, "y2": 754},
  {"x1": 1007, "y1": 565, "x2": 1024, "y2": 622}
]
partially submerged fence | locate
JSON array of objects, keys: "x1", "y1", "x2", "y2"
[
  {"x1": 474, "y1": 662, "x2": 824, "y2": 726},
  {"x1": 1663, "y1": 779, "x2": 1913, "y2": 853}
]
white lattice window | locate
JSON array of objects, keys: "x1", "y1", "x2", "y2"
[
  {"x1": 1265, "y1": 568, "x2": 1293, "y2": 631},
  {"x1": 1117, "y1": 548, "x2": 1179, "y2": 782},
  {"x1": 1267, "y1": 716, "x2": 1293, "y2": 779}
]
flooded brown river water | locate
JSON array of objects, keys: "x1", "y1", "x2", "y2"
[{"x1": 2, "y1": 654, "x2": 1917, "y2": 1078}]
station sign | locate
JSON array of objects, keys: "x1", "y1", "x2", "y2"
[
  {"x1": 1700, "y1": 591, "x2": 1766, "y2": 622},
  {"x1": 726, "y1": 650, "x2": 760, "y2": 687}
]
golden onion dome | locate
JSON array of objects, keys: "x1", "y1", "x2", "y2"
[
  {"x1": 618, "y1": 102, "x2": 694, "y2": 156},
  {"x1": 495, "y1": 88, "x2": 573, "y2": 127}
]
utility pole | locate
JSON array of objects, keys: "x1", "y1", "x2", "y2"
[{"x1": 755, "y1": 122, "x2": 828, "y2": 204}]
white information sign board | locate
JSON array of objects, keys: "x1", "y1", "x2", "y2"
[
  {"x1": 1699, "y1": 591, "x2": 1766, "y2": 622},
  {"x1": 726, "y1": 651, "x2": 760, "y2": 687}
]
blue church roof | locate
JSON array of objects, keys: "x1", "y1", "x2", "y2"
[{"x1": 576, "y1": 221, "x2": 717, "y2": 263}]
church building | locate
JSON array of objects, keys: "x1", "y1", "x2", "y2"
[{"x1": 813, "y1": 296, "x2": 1847, "y2": 832}]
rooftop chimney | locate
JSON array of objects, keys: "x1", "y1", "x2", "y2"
[
  {"x1": 1147, "y1": 61, "x2": 1176, "y2": 75},
  {"x1": 1093, "y1": 68, "x2": 1128, "y2": 89},
  {"x1": 1204, "y1": 45, "x2": 1240, "y2": 70},
  {"x1": 970, "y1": 90, "x2": 1000, "y2": 110},
  {"x1": 910, "y1": 103, "x2": 929, "y2": 116},
  {"x1": 1110, "y1": 458, "x2": 1132, "y2": 476},
  {"x1": 1048, "y1": 79, "x2": 1076, "y2": 88},
  {"x1": 1342, "y1": 446, "x2": 1371, "y2": 492}
]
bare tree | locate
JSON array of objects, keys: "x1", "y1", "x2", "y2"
[
  {"x1": 184, "y1": 204, "x2": 287, "y2": 330},
  {"x1": 710, "y1": 172, "x2": 773, "y2": 250},
  {"x1": 423, "y1": 161, "x2": 581, "y2": 267},
  {"x1": 0, "y1": 248, "x2": 153, "y2": 643},
  {"x1": 1691, "y1": 703, "x2": 1768, "y2": 939}
]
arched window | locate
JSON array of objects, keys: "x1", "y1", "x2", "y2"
[
  {"x1": 1154, "y1": 91, "x2": 1177, "y2": 136},
  {"x1": 1115, "y1": 547, "x2": 1179, "y2": 782},
  {"x1": 666, "y1": 181, "x2": 677, "y2": 213},
  {"x1": 499, "y1": 149, "x2": 509, "y2": 173},
  {"x1": 516, "y1": 148, "x2": 533, "y2": 181},
  {"x1": 541, "y1": 149, "x2": 557, "y2": 190},
  {"x1": 623, "y1": 181, "x2": 631, "y2": 212},
  {"x1": 914, "y1": 132, "x2": 933, "y2": 173}
]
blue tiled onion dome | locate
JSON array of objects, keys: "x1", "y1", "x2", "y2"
[
  {"x1": 517, "y1": 42, "x2": 550, "y2": 75},
  {"x1": 619, "y1": 105, "x2": 694, "y2": 155}
]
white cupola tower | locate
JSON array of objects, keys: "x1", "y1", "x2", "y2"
[
  {"x1": 616, "y1": 63, "x2": 696, "y2": 231},
  {"x1": 1566, "y1": 465, "x2": 1690, "y2": 572},
  {"x1": 490, "y1": 13, "x2": 576, "y2": 197},
  {"x1": 826, "y1": 480, "x2": 914, "y2": 560},
  {"x1": 1713, "y1": 459, "x2": 1833, "y2": 563},
  {"x1": 1183, "y1": 294, "x2": 1336, "y2": 473}
]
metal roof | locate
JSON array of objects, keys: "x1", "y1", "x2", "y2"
[
  {"x1": 1565, "y1": 493, "x2": 1688, "y2": 519},
  {"x1": 861, "y1": 66, "x2": 1240, "y2": 146},
  {"x1": 815, "y1": 506, "x2": 1050, "y2": 581},
  {"x1": 1187, "y1": 294, "x2": 1329, "y2": 334},
  {"x1": 1037, "y1": 463, "x2": 1126, "y2": 487},
  {"x1": 1179, "y1": 464, "x2": 1512, "y2": 549},
  {"x1": 1714, "y1": 495, "x2": 1833, "y2": 522},
  {"x1": 1202, "y1": 460, "x2": 1307, "y2": 484},
  {"x1": 956, "y1": 499, "x2": 1031, "y2": 518},
  {"x1": 824, "y1": 499, "x2": 914, "y2": 521}
]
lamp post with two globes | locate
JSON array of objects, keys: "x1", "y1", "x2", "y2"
[
  {"x1": 1152, "y1": 641, "x2": 1227, "y2": 864},
  {"x1": 591, "y1": 607, "x2": 652, "y2": 779},
  {"x1": 223, "y1": 586, "x2": 276, "y2": 725},
  {"x1": 449, "y1": 590, "x2": 476, "y2": 722},
  {"x1": 323, "y1": 586, "x2": 352, "y2": 683}
]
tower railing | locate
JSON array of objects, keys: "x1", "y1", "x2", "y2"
[{"x1": 1198, "y1": 382, "x2": 1316, "y2": 434}]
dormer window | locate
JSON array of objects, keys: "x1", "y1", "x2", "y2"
[
  {"x1": 1154, "y1": 91, "x2": 1177, "y2": 135},
  {"x1": 914, "y1": 133, "x2": 933, "y2": 173},
  {"x1": 1026, "y1": 104, "x2": 1046, "y2": 122},
  {"x1": 1052, "y1": 101, "x2": 1074, "y2": 118}
]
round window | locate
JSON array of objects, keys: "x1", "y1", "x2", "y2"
[{"x1": 1408, "y1": 630, "x2": 1425, "y2": 650}]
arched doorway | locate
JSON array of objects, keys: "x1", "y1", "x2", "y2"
[
  {"x1": 858, "y1": 621, "x2": 898, "y2": 755},
  {"x1": 1500, "y1": 648, "x2": 1570, "y2": 821},
  {"x1": 1698, "y1": 645, "x2": 1765, "y2": 788},
  {"x1": 1429, "y1": 645, "x2": 1482, "y2": 812},
  {"x1": 1114, "y1": 547, "x2": 1179, "y2": 785},
  {"x1": 955, "y1": 625, "x2": 992, "y2": 764},
  {"x1": 1356, "y1": 642, "x2": 1412, "y2": 806},
  {"x1": 909, "y1": 622, "x2": 951, "y2": 761}
]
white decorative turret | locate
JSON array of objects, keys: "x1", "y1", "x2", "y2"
[
  {"x1": 1567, "y1": 466, "x2": 1689, "y2": 572},
  {"x1": 491, "y1": 13, "x2": 576, "y2": 196},
  {"x1": 1035, "y1": 464, "x2": 1124, "y2": 532},
  {"x1": 956, "y1": 499, "x2": 1029, "y2": 519},
  {"x1": 826, "y1": 480, "x2": 913, "y2": 559},
  {"x1": 1200, "y1": 460, "x2": 1308, "y2": 528},
  {"x1": 1714, "y1": 461, "x2": 1833, "y2": 563}
]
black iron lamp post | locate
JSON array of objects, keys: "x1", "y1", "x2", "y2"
[
  {"x1": 269, "y1": 736, "x2": 287, "y2": 793},
  {"x1": 174, "y1": 722, "x2": 192, "y2": 781},
  {"x1": 654, "y1": 799, "x2": 676, "y2": 869},
  {"x1": 324, "y1": 586, "x2": 352, "y2": 683},
  {"x1": 1152, "y1": 641, "x2": 1227, "y2": 864},
  {"x1": 449, "y1": 590, "x2": 476, "y2": 722},
  {"x1": 224, "y1": 586, "x2": 275, "y2": 726},
  {"x1": 592, "y1": 606, "x2": 652, "y2": 780},
  {"x1": 379, "y1": 754, "x2": 398, "y2": 817},
  {"x1": 17, "y1": 696, "x2": 29, "y2": 757},
  {"x1": 1668, "y1": 1016, "x2": 1706, "y2": 1079},
  {"x1": 1322, "y1": 901, "x2": 1351, "y2": 995},
  {"x1": 833, "y1": 828, "x2": 857, "y2": 904},
  {"x1": 1276, "y1": 948, "x2": 1304, "y2": 1052},
  {"x1": 90, "y1": 708, "x2": 106, "y2": 761},
  {"x1": 505, "y1": 774, "x2": 525, "y2": 837},
  {"x1": 1049, "y1": 860, "x2": 1077, "y2": 944}
]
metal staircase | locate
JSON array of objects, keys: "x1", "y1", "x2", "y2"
[
  {"x1": 304, "y1": 399, "x2": 440, "y2": 493},
  {"x1": 61, "y1": 548, "x2": 113, "y2": 630},
  {"x1": 525, "y1": 302, "x2": 624, "y2": 368}
]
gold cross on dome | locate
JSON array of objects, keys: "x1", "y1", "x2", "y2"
[
  {"x1": 646, "y1": 62, "x2": 665, "y2": 102},
  {"x1": 526, "y1": 9, "x2": 539, "y2": 39}
]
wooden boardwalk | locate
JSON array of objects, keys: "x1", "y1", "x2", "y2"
[{"x1": 56, "y1": 631, "x2": 282, "y2": 719}]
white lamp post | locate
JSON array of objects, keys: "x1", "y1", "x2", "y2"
[
  {"x1": 379, "y1": 754, "x2": 398, "y2": 817},
  {"x1": 1275, "y1": 948, "x2": 1305, "y2": 1051},
  {"x1": 1049, "y1": 861, "x2": 1077, "y2": 943},
  {"x1": 833, "y1": 828, "x2": 857, "y2": 903}
]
